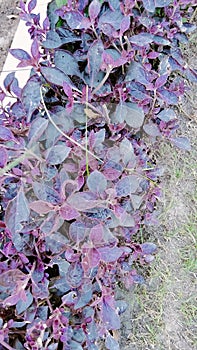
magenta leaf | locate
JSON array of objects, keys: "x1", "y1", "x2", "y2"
[
  {"x1": 60, "y1": 203, "x2": 80, "y2": 220},
  {"x1": 89, "y1": 0, "x2": 101, "y2": 21},
  {"x1": 29, "y1": 200, "x2": 55, "y2": 214},
  {"x1": 28, "y1": 0, "x2": 37, "y2": 13},
  {"x1": 0, "y1": 147, "x2": 8, "y2": 168},
  {"x1": 5, "y1": 188, "x2": 30, "y2": 235},
  {"x1": 31, "y1": 38, "x2": 39, "y2": 59},
  {"x1": 155, "y1": 74, "x2": 168, "y2": 89},
  {"x1": 87, "y1": 170, "x2": 107, "y2": 194}
]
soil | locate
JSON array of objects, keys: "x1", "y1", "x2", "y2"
[
  {"x1": 0, "y1": 2, "x2": 196, "y2": 350},
  {"x1": 0, "y1": 0, "x2": 20, "y2": 73}
]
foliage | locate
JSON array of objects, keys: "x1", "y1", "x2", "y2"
[{"x1": 0, "y1": 0, "x2": 196, "y2": 349}]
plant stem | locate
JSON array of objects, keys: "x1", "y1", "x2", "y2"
[
  {"x1": 85, "y1": 85, "x2": 90, "y2": 176},
  {"x1": 92, "y1": 67, "x2": 112, "y2": 94},
  {"x1": 1, "y1": 340, "x2": 16, "y2": 350}
]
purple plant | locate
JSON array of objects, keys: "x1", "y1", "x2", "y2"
[{"x1": 0, "y1": 0, "x2": 196, "y2": 349}]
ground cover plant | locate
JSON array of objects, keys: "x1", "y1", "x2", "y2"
[{"x1": 0, "y1": 0, "x2": 196, "y2": 349}]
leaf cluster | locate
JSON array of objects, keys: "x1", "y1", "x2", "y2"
[{"x1": 0, "y1": 0, "x2": 196, "y2": 349}]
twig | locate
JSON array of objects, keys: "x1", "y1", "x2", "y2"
[
  {"x1": 40, "y1": 87, "x2": 103, "y2": 164},
  {"x1": 92, "y1": 67, "x2": 112, "y2": 94},
  {"x1": 85, "y1": 85, "x2": 90, "y2": 176}
]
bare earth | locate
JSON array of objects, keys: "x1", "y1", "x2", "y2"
[{"x1": 0, "y1": 2, "x2": 196, "y2": 350}]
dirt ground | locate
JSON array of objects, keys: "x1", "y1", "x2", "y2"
[
  {"x1": 0, "y1": 1, "x2": 196, "y2": 350},
  {"x1": 0, "y1": 0, "x2": 20, "y2": 72}
]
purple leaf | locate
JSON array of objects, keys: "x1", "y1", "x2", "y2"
[
  {"x1": 54, "y1": 50, "x2": 81, "y2": 77},
  {"x1": 158, "y1": 88, "x2": 178, "y2": 105},
  {"x1": 120, "y1": 16, "x2": 130, "y2": 34},
  {"x1": 157, "y1": 108, "x2": 176, "y2": 122},
  {"x1": 5, "y1": 188, "x2": 30, "y2": 235},
  {"x1": 99, "y1": 10, "x2": 124, "y2": 31},
  {"x1": 69, "y1": 221, "x2": 86, "y2": 243},
  {"x1": 103, "y1": 160, "x2": 123, "y2": 180},
  {"x1": 61, "y1": 11, "x2": 90, "y2": 30},
  {"x1": 9, "y1": 48, "x2": 31, "y2": 61},
  {"x1": 155, "y1": 0, "x2": 172, "y2": 7},
  {"x1": 143, "y1": 122, "x2": 161, "y2": 137},
  {"x1": 28, "y1": 117, "x2": 48, "y2": 146},
  {"x1": 89, "y1": 0, "x2": 101, "y2": 21},
  {"x1": 171, "y1": 137, "x2": 191, "y2": 151},
  {"x1": 130, "y1": 33, "x2": 154, "y2": 46},
  {"x1": 87, "y1": 170, "x2": 107, "y2": 194},
  {"x1": 28, "y1": 0, "x2": 37, "y2": 13},
  {"x1": 88, "y1": 248, "x2": 100, "y2": 268},
  {"x1": 62, "y1": 291, "x2": 77, "y2": 306},
  {"x1": 102, "y1": 298, "x2": 121, "y2": 330},
  {"x1": 33, "y1": 182, "x2": 60, "y2": 204},
  {"x1": 142, "y1": 0, "x2": 155, "y2": 12},
  {"x1": 105, "y1": 333, "x2": 120, "y2": 350},
  {"x1": 60, "y1": 203, "x2": 80, "y2": 220},
  {"x1": 88, "y1": 40, "x2": 104, "y2": 88},
  {"x1": 98, "y1": 247, "x2": 123, "y2": 262},
  {"x1": 31, "y1": 38, "x2": 39, "y2": 59},
  {"x1": 90, "y1": 224, "x2": 104, "y2": 245},
  {"x1": 67, "y1": 192, "x2": 100, "y2": 211},
  {"x1": 43, "y1": 30, "x2": 62, "y2": 49},
  {"x1": 0, "y1": 125, "x2": 15, "y2": 141},
  {"x1": 66, "y1": 262, "x2": 84, "y2": 288},
  {"x1": 29, "y1": 200, "x2": 55, "y2": 214},
  {"x1": 21, "y1": 76, "x2": 41, "y2": 123},
  {"x1": 0, "y1": 269, "x2": 26, "y2": 288},
  {"x1": 45, "y1": 144, "x2": 71, "y2": 165},
  {"x1": 121, "y1": 102, "x2": 144, "y2": 128},
  {"x1": 16, "y1": 290, "x2": 33, "y2": 314},
  {"x1": 40, "y1": 66, "x2": 72, "y2": 86},
  {"x1": 0, "y1": 147, "x2": 8, "y2": 168},
  {"x1": 115, "y1": 176, "x2": 139, "y2": 197},
  {"x1": 141, "y1": 242, "x2": 157, "y2": 255},
  {"x1": 155, "y1": 74, "x2": 168, "y2": 89}
]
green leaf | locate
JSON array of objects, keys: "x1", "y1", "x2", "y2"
[{"x1": 56, "y1": 0, "x2": 68, "y2": 7}]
